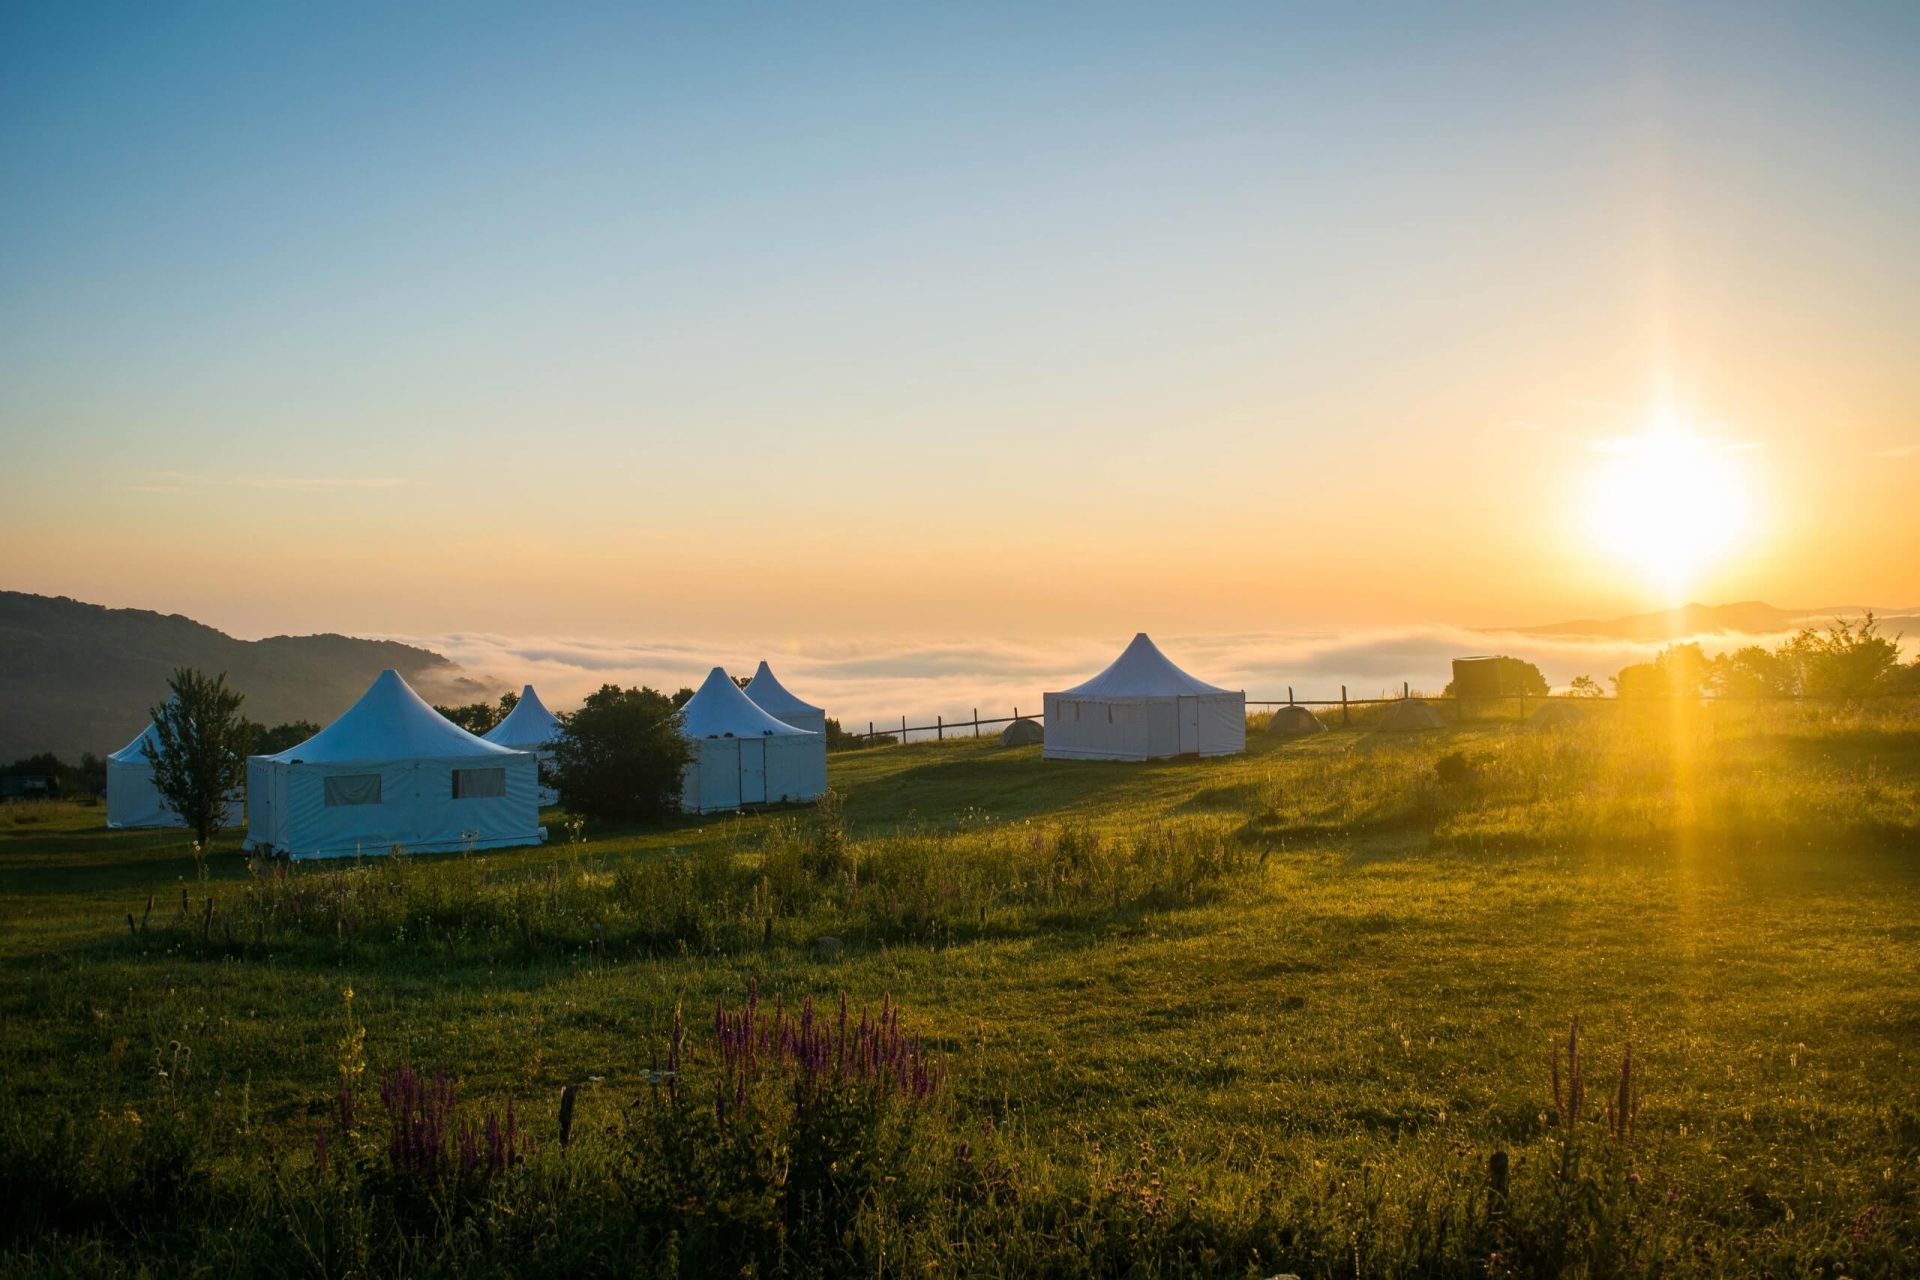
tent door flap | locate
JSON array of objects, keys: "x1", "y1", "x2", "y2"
[
  {"x1": 1177, "y1": 697, "x2": 1200, "y2": 754},
  {"x1": 740, "y1": 739, "x2": 767, "y2": 805}
]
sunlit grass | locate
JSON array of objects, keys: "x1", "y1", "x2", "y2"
[{"x1": 1, "y1": 699, "x2": 1916, "y2": 1274}]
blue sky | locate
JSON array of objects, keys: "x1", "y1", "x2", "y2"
[{"x1": 2, "y1": 3, "x2": 1916, "y2": 640}]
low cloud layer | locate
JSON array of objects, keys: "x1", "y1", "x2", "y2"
[{"x1": 393, "y1": 624, "x2": 1800, "y2": 730}]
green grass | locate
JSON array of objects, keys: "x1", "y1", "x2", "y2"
[{"x1": 2, "y1": 702, "x2": 1918, "y2": 1276}]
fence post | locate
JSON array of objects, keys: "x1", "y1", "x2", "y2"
[
  {"x1": 1341, "y1": 685, "x2": 1349, "y2": 725},
  {"x1": 1403, "y1": 680, "x2": 1410, "y2": 700},
  {"x1": 937, "y1": 714, "x2": 944, "y2": 742},
  {"x1": 902, "y1": 714, "x2": 908, "y2": 745},
  {"x1": 868, "y1": 721, "x2": 874, "y2": 748},
  {"x1": 1518, "y1": 688, "x2": 1526, "y2": 722},
  {"x1": 1288, "y1": 685, "x2": 1294, "y2": 707},
  {"x1": 973, "y1": 708, "x2": 980, "y2": 738}
]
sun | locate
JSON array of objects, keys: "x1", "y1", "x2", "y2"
[{"x1": 1584, "y1": 413, "x2": 1756, "y2": 595}]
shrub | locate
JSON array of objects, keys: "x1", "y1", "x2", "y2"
[{"x1": 548, "y1": 684, "x2": 692, "y2": 821}]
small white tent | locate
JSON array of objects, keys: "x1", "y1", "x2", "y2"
[
  {"x1": 244, "y1": 669, "x2": 543, "y2": 860},
  {"x1": 1043, "y1": 633, "x2": 1246, "y2": 761},
  {"x1": 106, "y1": 723, "x2": 243, "y2": 830},
  {"x1": 483, "y1": 684, "x2": 563, "y2": 805},
  {"x1": 742, "y1": 661, "x2": 828, "y2": 737},
  {"x1": 680, "y1": 667, "x2": 826, "y2": 814}
]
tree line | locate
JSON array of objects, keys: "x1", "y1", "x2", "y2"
[{"x1": 1598, "y1": 614, "x2": 1919, "y2": 699}]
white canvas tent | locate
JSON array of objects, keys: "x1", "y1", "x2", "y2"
[
  {"x1": 482, "y1": 684, "x2": 563, "y2": 805},
  {"x1": 680, "y1": 667, "x2": 826, "y2": 814},
  {"x1": 106, "y1": 722, "x2": 243, "y2": 830},
  {"x1": 1043, "y1": 633, "x2": 1246, "y2": 761},
  {"x1": 742, "y1": 661, "x2": 828, "y2": 736},
  {"x1": 244, "y1": 669, "x2": 543, "y2": 860}
]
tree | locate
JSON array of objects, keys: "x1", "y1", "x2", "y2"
[
  {"x1": 144, "y1": 668, "x2": 252, "y2": 847},
  {"x1": 547, "y1": 684, "x2": 692, "y2": 821},
  {"x1": 73, "y1": 751, "x2": 107, "y2": 799},
  {"x1": 250, "y1": 720, "x2": 321, "y2": 755},
  {"x1": 1565, "y1": 675, "x2": 1604, "y2": 698},
  {"x1": 1781, "y1": 614, "x2": 1902, "y2": 699},
  {"x1": 1710, "y1": 645, "x2": 1794, "y2": 698},
  {"x1": 432, "y1": 691, "x2": 519, "y2": 735},
  {"x1": 1612, "y1": 642, "x2": 1712, "y2": 699}
]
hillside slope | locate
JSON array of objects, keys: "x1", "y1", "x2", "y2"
[{"x1": 0, "y1": 592, "x2": 483, "y2": 761}]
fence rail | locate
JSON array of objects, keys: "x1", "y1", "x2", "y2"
[{"x1": 851, "y1": 683, "x2": 1919, "y2": 748}]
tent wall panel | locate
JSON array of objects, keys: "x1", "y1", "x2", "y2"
[
  {"x1": 678, "y1": 667, "x2": 826, "y2": 813},
  {"x1": 1043, "y1": 635, "x2": 1247, "y2": 762},
  {"x1": 244, "y1": 670, "x2": 543, "y2": 859}
]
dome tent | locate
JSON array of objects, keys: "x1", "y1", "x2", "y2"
[
  {"x1": 742, "y1": 662, "x2": 828, "y2": 736},
  {"x1": 1526, "y1": 699, "x2": 1595, "y2": 732},
  {"x1": 244, "y1": 669, "x2": 542, "y2": 860},
  {"x1": 1376, "y1": 699, "x2": 1447, "y2": 733},
  {"x1": 1043, "y1": 633, "x2": 1246, "y2": 761},
  {"x1": 1266, "y1": 705, "x2": 1328, "y2": 738},
  {"x1": 679, "y1": 667, "x2": 826, "y2": 814},
  {"x1": 483, "y1": 684, "x2": 563, "y2": 804},
  {"x1": 106, "y1": 721, "x2": 243, "y2": 830},
  {"x1": 999, "y1": 717, "x2": 1044, "y2": 746}
]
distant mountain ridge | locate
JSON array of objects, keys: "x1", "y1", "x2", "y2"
[
  {"x1": 0, "y1": 592, "x2": 484, "y2": 762},
  {"x1": 1511, "y1": 600, "x2": 1920, "y2": 643}
]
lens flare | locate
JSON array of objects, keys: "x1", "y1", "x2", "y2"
[{"x1": 1585, "y1": 415, "x2": 1755, "y2": 595}]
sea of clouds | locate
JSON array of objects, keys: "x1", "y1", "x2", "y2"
[{"x1": 393, "y1": 624, "x2": 1796, "y2": 731}]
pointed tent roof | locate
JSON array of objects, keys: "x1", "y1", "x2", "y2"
[
  {"x1": 109, "y1": 722, "x2": 162, "y2": 764},
  {"x1": 742, "y1": 661, "x2": 824, "y2": 718},
  {"x1": 483, "y1": 684, "x2": 563, "y2": 749},
  {"x1": 265, "y1": 669, "x2": 526, "y2": 764},
  {"x1": 680, "y1": 667, "x2": 813, "y2": 739},
  {"x1": 1056, "y1": 633, "x2": 1237, "y2": 698}
]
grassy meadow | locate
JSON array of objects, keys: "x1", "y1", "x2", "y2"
[{"x1": 2, "y1": 700, "x2": 1918, "y2": 1276}]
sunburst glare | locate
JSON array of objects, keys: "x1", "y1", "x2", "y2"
[{"x1": 1585, "y1": 412, "x2": 1757, "y2": 596}]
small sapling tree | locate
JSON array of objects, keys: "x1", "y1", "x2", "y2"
[
  {"x1": 145, "y1": 667, "x2": 252, "y2": 846},
  {"x1": 548, "y1": 684, "x2": 692, "y2": 821}
]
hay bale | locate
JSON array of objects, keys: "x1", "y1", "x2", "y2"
[
  {"x1": 999, "y1": 717, "x2": 1044, "y2": 746},
  {"x1": 1376, "y1": 699, "x2": 1447, "y2": 733},
  {"x1": 1266, "y1": 705, "x2": 1328, "y2": 738}
]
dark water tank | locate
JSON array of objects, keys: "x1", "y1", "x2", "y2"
[{"x1": 1452, "y1": 656, "x2": 1516, "y2": 698}]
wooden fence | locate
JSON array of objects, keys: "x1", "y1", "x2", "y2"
[{"x1": 853, "y1": 683, "x2": 1917, "y2": 748}]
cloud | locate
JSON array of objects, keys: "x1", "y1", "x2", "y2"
[
  {"x1": 386, "y1": 623, "x2": 1806, "y2": 730},
  {"x1": 1875, "y1": 443, "x2": 1920, "y2": 460}
]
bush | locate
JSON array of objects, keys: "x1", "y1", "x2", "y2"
[{"x1": 548, "y1": 685, "x2": 692, "y2": 822}]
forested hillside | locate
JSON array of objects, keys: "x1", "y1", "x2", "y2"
[{"x1": 0, "y1": 592, "x2": 480, "y2": 760}]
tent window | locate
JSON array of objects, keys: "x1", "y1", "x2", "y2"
[
  {"x1": 323, "y1": 774, "x2": 382, "y2": 807},
  {"x1": 453, "y1": 768, "x2": 507, "y2": 800}
]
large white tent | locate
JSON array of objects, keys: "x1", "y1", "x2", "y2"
[
  {"x1": 680, "y1": 667, "x2": 826, "y2": 814},
  {"x1": 1043, "y1": 633, "x2": 1246, "y2": 761},
  {"x1": 742, "y1": 661, "x2": 828, "y2": 736},
  {"x1": 244, "y1": 669, "x2": 543, "y2": 859},
  {"x1": 482, "y1": 684, "x2": 563, "y2": 805},
  {"x1": 106, "y1": 722, "x2": 243, "y2": 830}
]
